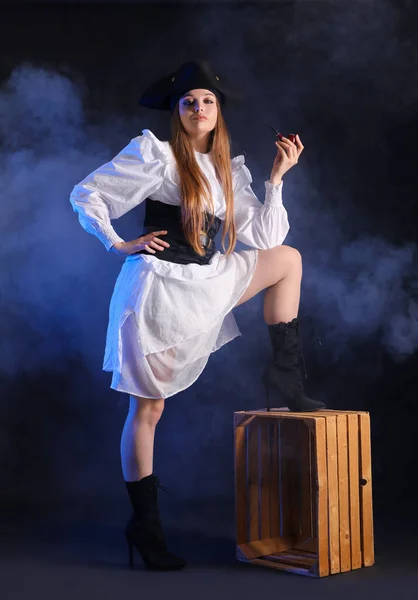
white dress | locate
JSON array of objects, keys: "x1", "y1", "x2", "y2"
[{"x1": 69, "y1": 129, "x2": 290, "y2": 399}]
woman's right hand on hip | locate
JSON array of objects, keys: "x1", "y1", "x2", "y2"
[{"x1": 111, "y1": 230, "x2": 170, "y2": 256}]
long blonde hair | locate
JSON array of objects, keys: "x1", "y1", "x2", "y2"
[{"x1": 168, "y1": 99, "x2": 237, "y2": 257}]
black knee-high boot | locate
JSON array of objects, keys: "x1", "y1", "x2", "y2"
[
  {"x1": 125, "y1": 474, "x2": 187, "y2": 571},
  {"x1": 262, "y1": 317, "x2": 326, "y2": 412}
]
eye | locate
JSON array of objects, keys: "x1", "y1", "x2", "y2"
[{"x1": 183, "y1": 99, "x2": 214, "y2": 105}]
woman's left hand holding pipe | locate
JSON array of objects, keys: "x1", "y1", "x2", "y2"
[{"x1": 270, "y1": 133, "x2": 304, "y2": 185}]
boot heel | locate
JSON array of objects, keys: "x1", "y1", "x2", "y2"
[
  {"x1": 127, "y1": 536, "x2": 134, "y2": 569},
  {"x1": 125, "y1": 477, "x2": 187, "y2": 571},
  {"x1": 263, "y1": 379, "x2": 271, "y2": 412}
]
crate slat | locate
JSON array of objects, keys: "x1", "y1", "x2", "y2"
[
  {"x1": 315, "y1": 416, "x2": 329, "y2": 577},
  {"x1": 251, "y1": 557, "x2": 315, "y2": 577},
  {"x1": 337, "y1": 414, "x2": 351, "y2": 572},
  {"x1": 298, "y1": 421, "x2": 313, "y2": 543},
  {"x1": 238, "y1": 536, "x2": 296, "y2": 559},
  {"x1": 248, "y1": 422, "x2": 259, "y2": 541},
  {"x1": 348, "y1": 413, "x2": 362, "y2": 569},
  {"x1": 234, "y1": 422, "x2": 247, "y2": 545},
  {"x1": 259, "y1": 421, "x2": 271, "y2": 539},
  {"x1": 279, "y1": 420, "x2": 299, "y2": 539},
  {"x1": 359, "y1": 413, "x2": 375, "y2": 567},
  {"x1": 325, "y1": 415, "x2": 340, "y2": 573},
  {"x1": 269, "y1": 423, "x2": 280, "y2": 538}
]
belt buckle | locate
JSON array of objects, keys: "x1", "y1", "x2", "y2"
[{"x1": 200, "y1": 230, "x2": 210, "y2": 249}]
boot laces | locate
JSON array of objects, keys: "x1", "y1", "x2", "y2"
[
  {"x1": 297, "y1": 315, "x2": 322, "y2": 380},
  {"x1": 296, "y1": 323, "x2": 308, "y2": 382},
  {"x1": 154, "y1": 476, "x2": 175, "y2": 495}
]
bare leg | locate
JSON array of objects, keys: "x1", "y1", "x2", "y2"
[
  {"x1": 263, "y1": 252, "x2": 302, "y2": 324},
  {"x1": 234, "y1": 245, "x2": 303, "y2": 324},
  {"x1": 122, "y1": 394, "x2": 187, "y2": 570},
  {"x1": 234, "y1": 246, "x2": 325, "y2": 412},
  {"x1": 120, "y1": 395, "x2": 165, "y2": 482}
]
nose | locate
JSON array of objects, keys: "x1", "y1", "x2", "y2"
[{"x1": 193, "y1": 100, "x2": 204, "y2": 111}]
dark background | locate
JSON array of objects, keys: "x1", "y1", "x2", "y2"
[{"x1": 0, "y1": 0, "x2": 417, "y2": 566}]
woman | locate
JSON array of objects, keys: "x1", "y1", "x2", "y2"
[{"x1": 69, "y1": 61, "x2": 326, "y2": 572}]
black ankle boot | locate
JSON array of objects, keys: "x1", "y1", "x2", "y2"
[
  {"x1": 125, "y1": 475, "x2": 187, "y2": 571},
  {"x1": 262, "y1": 317, "x2": 326, "y2": 412}
]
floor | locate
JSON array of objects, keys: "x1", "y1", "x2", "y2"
[{"x1": 1, "y1": 505, "x2": 417, "y2": 600}]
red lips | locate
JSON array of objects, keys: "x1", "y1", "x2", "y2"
[{"x1": 194, "y1": 116, "x2": 207, "y2": 121}]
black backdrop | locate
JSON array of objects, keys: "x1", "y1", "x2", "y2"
[{"x1": 1, "y1": 1, "x2": 417, "y2": 539}]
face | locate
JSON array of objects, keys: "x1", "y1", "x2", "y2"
[{"x1": 178, "y1": 88, "x2": 218, "y2": 136}]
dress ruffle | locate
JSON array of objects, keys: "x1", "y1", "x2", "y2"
[
  {"x1": 231, "y1": 154, "x2": 254, "y2": 194},
  {"x1": 140, "y1": 129, "x2": 170, "y2": 164},
  {"x1": 134, "y1": 129, "x2": 172, "y2": 187},
  {"x1": 231, "y1": 154, "x2": 246, "y2": 170}
]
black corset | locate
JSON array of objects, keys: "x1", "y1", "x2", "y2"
[{"x1": 134, "y1": 198, "x2": 222, "y2": 266}]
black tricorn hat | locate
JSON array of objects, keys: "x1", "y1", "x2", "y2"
[{"x1": 138, "y1": 60, "x2": 244, "y2": 112}]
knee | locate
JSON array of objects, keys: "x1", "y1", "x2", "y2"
[
  {"x1": 129, "y1": 396, "x2": 165, "y2": 427},
  {"x1": 146, "y1": 400, "x2": 165, "y2": 427},
  {"x1": 276, "y1": 245, "x2": 302, "y2": 270}
]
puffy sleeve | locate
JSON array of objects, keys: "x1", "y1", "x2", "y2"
[
  {"x1": 69, "y1": 129, "x2": 168, "y2": 251},
  {"x1": 231, "y1": 155, "x2": 290, "y2": 249}
]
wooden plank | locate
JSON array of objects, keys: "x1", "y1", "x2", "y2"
[
  {"x1": 283, "y1": 417, "x2": 318, "y2": 557},
  {"x1": 269, "y1": 422, "x2": 280, "y2": 538},
  {"x1": 266, "y1": 552, "x2": 316, "y2": 569},
  {"x1": 234, "y1": 412, "x2": 257, "y2": 428},
  {"x1": 347, "y1": 413, "x2": 362, "y2": 570},
  {"x1": 251, "y1": 557, "x2": 315, "y2": 577},
  {"x1": 326, "y1": 415, "x2": 340, "y2": 574},
  {"x1": 290, "y1": 419, "x2": 302, "y2": 537},
  {"x1": 259, "y1": 421, "x2": 271, "y2": 539},
  {"x1": 238, "y1": 536, "x2": 295, "y2": 559},
  {"x1": 279, "y1": 419, "x2": 299, "y2": 539},
  {"x1": 309, "y1": 419, "x2": 318, "y2": 546},
  {"x1": 248, "y1": 421, "x2": 259, "y2": 542},
  {"x1": 244, "y1": 409, "x2": 370, "y2": 418},
  {"x1": 294, "y1": 538, "x2": 317, "y2": 554},
  {"x1": 235, "y1": 423, "x2": 247, "y2": 545},
  {"x1": 315, "y1": 417, "x2": 329, "y2": 577},
  {"x1": 298, "y1": 421, "x2": 313, "y2": 544},
  {"x1": 275, "y1": 549, "x2": 318, "y2": 568},
  {"x1": 359, "y1": 412, "x2": 375, "y2": 566},
  {"x1": 337, "y1": 414, "x2": 351, "y2": 572}
]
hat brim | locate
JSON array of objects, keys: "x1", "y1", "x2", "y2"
[{"x1": 138, "y1": 73, "x2": 244, "y2": 111}]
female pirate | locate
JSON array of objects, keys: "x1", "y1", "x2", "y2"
[{"x1": 69, "y1": 60, "x2": 326, "y2": 572}]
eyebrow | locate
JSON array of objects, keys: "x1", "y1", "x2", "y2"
[{"x1": 182, "y1": 92, "x2": 216, "y2": 99}]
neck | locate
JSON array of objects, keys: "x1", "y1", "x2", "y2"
[{"x1": 189, "y1": 132, "x2": 211, "y2": 154}]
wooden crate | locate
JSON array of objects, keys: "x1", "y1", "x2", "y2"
[{"x1": 234, "y1": 408, "x2": 374, "y2": 577}]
